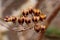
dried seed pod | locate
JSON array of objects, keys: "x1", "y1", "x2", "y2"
[
  {"x1": 22, "y1": 10, "x2": 29, "y2": 17},
  {"x1": 40, "y1": 13, "x2": 46, "y2": 21},
  {"x1": 18, "y1": 17, "x2": 25, "y2": 24},
  {"x1": 34, "y1": 24, "x2": 41, "y2": 32},
  {"x1": 4, "y1": 16, "x2": 11, "y2": 22},
  {"x1": 7, "y1": 18, "x2": 11, "y2": 22},
  {"x1": 4, "y1": 16, "x2": 8, "y2": 22},
  {"x1": 29, "y1": 8, "x2": 34, "y2": 14},
  {"x1": 25, "y1": 17, "x2": 31, "y2": 24},
  {"x1": 40, "y1": 25, "x2": 46, "y2": 32},
  {"x1": 11, "y1": 16, "x2": 17, "y2": 22},
  {"x1": 33, "y1": 9, "x2": 40, "y2": 16},
  {"x1": 4, "y1": 19, "x2": 8, "y2": 22},
  {"x1": 32, "y1": 16, "x2": 40, "y2": 22}
]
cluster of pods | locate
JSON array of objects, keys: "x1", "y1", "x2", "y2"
[{"x1": 4, "y1": 8, "x2": 46, "y2": 32}]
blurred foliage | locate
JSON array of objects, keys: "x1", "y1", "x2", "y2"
[{"x1": 45, "y1": 25, "x2": 60, "y2": 37}]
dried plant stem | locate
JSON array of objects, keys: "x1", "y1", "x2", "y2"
[
  {"x1": 37, "y1": 4, "x2": 60, "y2": 40},
  {"x1": 46, "y1": 4, "x2": 60, "y2": 26}
]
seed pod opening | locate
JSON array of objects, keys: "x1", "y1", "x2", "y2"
[
  {"x1": 40, "y1": 25, "x2": 46, "y2": 32},
  {"x1": 33, "y1": 9, "x2": 40, "y2": 16},
  {"x1": 40, "y1": 13, "x2": 46, "y2": 21},
  {"x1": 34, "y1": 24, "x2": 41, "y2": 32},
  {"x1": 32, "y1": 17, "x2": 37, "y2": 22},
  {"x1": 11, "y1": 16, "x2": 17, "y2": 22},
  {"x1": 4, "y1": 16, "x2": 11, "y2": 22},
  {"x1": 22, "y1": 10, "x2": 29, "y2": 17},
  {"x1": 25, "y1": 17, "x2": 31, "y2": 24},
  {"x1": 29, "y1": 8, "x2": 34, "y2": 14},
  {"x1": 32, "y1": 16, "x2": 39, "y2": 22},
  {"x1": 18, "y1": 17, "x2": 25, "y2": 24},
  {"x1": 4, "y1": 17, "x2": 8, "y2": 22}
]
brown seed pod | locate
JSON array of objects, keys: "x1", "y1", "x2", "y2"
[
  {"x1": 18, "y1": 17, "x2": 25, "y2": 24},
  {"x1": 33, "y1": 9, "x2": 40, "y2": 16},
  {"x1": 34, "y1": 24, "x2": 41, "y2": 32},
  {"x1": 11, "y1": 16, "x2": 17, "y2": 23},
  {"x1": 25, "y1": 17, "x2": 31, "y2": 24},
  {"x1": 4, "y1": 16, "x2": 8, "y2": 22},
  {"x1": 32, "y1": 16, "x2": 40, "y2": 22},
  {"x1": 28, "y1": 7, "x2": 34, "y2": 13},
  {"x1": 40, "y1": 25, "x2": 46, "y2": 32},
  {"x1": 29, "y1": 8, "x2": 34, "y2": 14},
  {"x1": 4, "y1": 16, "x2": 11, "y2": 22},
  {"x1": 4, "y1": 18, "x2": 9, "y2": 22},
  {"x1": 39, "y1": 13, "x2": 46, "y2": 21},
  {"x1": 8, "y1": 18, "x2": 12, "y2": 22},
  {"x1": 22, "y1": 10, "x2": 29, "y2": 17}
]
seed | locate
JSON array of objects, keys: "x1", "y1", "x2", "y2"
[
  {"x1": 40, "y1": 25, "x2": 46, "y2": 32},
  {"x1": 4, "y1": 19, "x2": 8, "y2": 22},
  {"x1": 8, "y1": 18, "x2": 11, "y2": 22},
  {"x1": 4, "y1": 16, "x2": 11, "y2": 22},
  {"x1": 33, "y1": 9, "x2": 40, "y2": 16},
  {"x1": 22, "y1": 10, "x2": 28, "y2": 17},
  {"x1": 25, "y1": 17, "x2": 31, "y2": 24},
  {"x1": 29, "y1": 8, "x2": 34, "y2": 14},
  {"x1": 40, "y1": 13, "x2": 46, "y2": 21},
  {"x1": 11, "y1": 16, "x2": 17, "y2": 22},
  {"x1": 32, "y1": 16, "x2": 37, "y2": 22},
  {"x1": 32, "y1": 16, "x2": 39, "y2": 22},
  {"x1": 34, "y1": 24, "x2": 41, "y2": 32},
  {"x1": 28, "y1": 7, "x2": 34, "y2": 14},
  {"x1": 40, "y1": 13, "x2": 46, "y2": 19},
  {"x1": 18, "y1": 17, "x2": 25, "y2": 24}
]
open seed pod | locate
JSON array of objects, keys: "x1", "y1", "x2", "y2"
[
  {"x1": 11, "y1": 16, "x2": 17, "y2": 23},
  {"x1": 32, "y1": 16, "x2": 40, "y2": 22},
  {"x1": 39, "y1": 13, "x2": 46, "y2": 21},
  {"x1": 4, "y1": 16, "x2": 9, "y2": 22},
  {"x1": 34, "y1": 24, "x2": 41, "y2": 32},
  {"x1": 18, "y1": 16, "x2": 25, "y2": 24},
  {"x1": 33, "y1": 9, "x2": 40, "y2": 16},
  {"x1": 25, "y1": 17, "x2": 31, "y2": 24},
  {"x1": 29, "y1": 8, "x2": 34, "y2": 14},
  {"x1": 40, "y1": 25, "x2": 46, "y2": 32},
  {"x1": 22, "y1": 10, "x2": 29, "y2": 17},
  {"x1": 4, "y1": 16, "x2": 11, "y2": 22}
]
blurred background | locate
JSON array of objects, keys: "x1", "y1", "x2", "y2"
[{"x1": 0, "y1": 0, "x2": 60, "y2": 40}]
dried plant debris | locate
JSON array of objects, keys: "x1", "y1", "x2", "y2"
[{"x1": 0, "y1": 8, "x2": 46, "y2": 32}]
